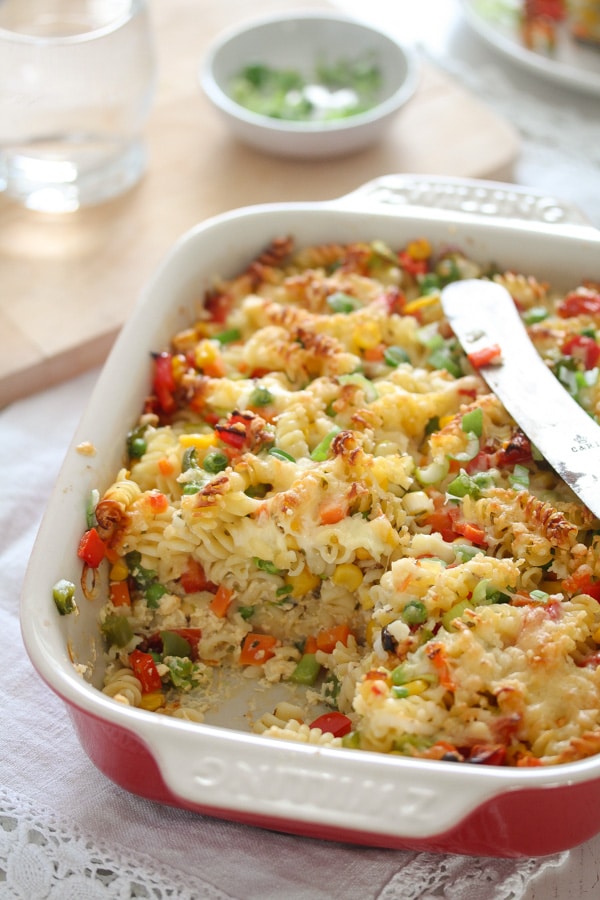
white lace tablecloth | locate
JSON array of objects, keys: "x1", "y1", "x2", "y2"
[{"x1": 3, "y1": 1, "x2": 600, "y2": 897}]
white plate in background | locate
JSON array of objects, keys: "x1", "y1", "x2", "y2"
[{"x1": 460, "y1": 0, "x2": 600, "y2": 96}]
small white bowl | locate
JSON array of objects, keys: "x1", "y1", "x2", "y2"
[{"x1": 199, "y1": 11, "x2": 419, "y2": 159}]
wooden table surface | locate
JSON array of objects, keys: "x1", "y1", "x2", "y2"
[{"x1": 0, "y1": 0, "x2": 519, "y2": 408}]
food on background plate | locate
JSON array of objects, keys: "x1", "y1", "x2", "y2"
[
  {"x1": 229, "y1": 53, "x2": 382, "y2": 122},
  {"x1": 520, "y1": 0, "x2": 600, "y2": 50},
  {"x1": 66, "y1": 234, "x2": 600, "y2": 767}
]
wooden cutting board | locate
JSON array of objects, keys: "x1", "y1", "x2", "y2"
[{"x1": 0, "y1": 0, "x2": 520, "y2": 408}]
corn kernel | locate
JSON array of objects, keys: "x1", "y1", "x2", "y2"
[
  {"x1": 402, "y1": 679, "x2": 429, "y2": 696},
  {"x1": 171, "y1": 354, "x2": 187, "y2": 381},
  {"x1": 438, "y1": 414, "x2": 455, "y2": 429},
  {"x1": 353, "y1": 321, "x2": 381, "y2": 351},
  {"x1": 285, "y1": 568, "x2": 321, "y2": 598},
  {"x1": 407, "y1": 238, "x2": 432, "y2": 260},
  {"x1": 109, "y1": 559, "x2": 129, "y2": 582},
  {"x1": 194, "y1": 339, "x2": 219, "y2": 368},
  {"x1": 403, "y1": 294, "x2": 440, "y2": 315},
  {"x1": 139, "y1": 692, "x2": 166, "y2": 711},
  {"x1": 332, "y1": 562, "x2": 364, "y2": 591},
  {"x1": 355, "y1": 547, "x2": 371, "y2": 560},
  {"x1": 366, "y1": 620, "x2": 378, "y2": 645},
  {"x1": 593, "y1": 626, "x2": 600, "y2": 644},
  {"x1": 179, "y1": 432, "x2": 217, "y2": 449},
  {"x1": 358, "y1": 586, "x2": 374, "y2": 610}
]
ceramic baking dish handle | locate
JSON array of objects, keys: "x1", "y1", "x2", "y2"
[
  {"x1": 335, "y1": 173, "x2": 595, "y2": 231},
  {"x1": 136, "y1": 720, "x2": 527, "y2": 841}
]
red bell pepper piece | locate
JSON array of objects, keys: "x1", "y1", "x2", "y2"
[
  {"x1": 204, "y1": 290, "x2": 232, "y2": 324},
  {"x1": 453, "y1": 521, "x2": 487, "y2": 546},
  {"x1": 309, "y1": 712, "x2": 353, "y2": 737},
  {"x1": 468, "y1": 743, "x2": 507, "y2": 766},
  {"x1": 179, "y1": 558, "x2": 216, "y2": 593},
  {"x1": 398, "y1": 250, "x2": 428, "y2": 277},
  {"x1": 129, "y1": 649, "x2": 162, "y2": 693},
  {"x1": 152, "y1": 352, "x2": 177, "y2": 414},
  {"x1": 422, "y1": 508, "x2": 459, "y2": 543},
  {"x1": 557, "y1": 290, "x2": 600, "y2": 319},
  {"x1": 562, "y1": 569, "x2": 600, "y2": 602},
  {"x1": 467, "y1": 344, "x2": 502, "y2": 368},
  {"x1": 77, "y1": 527, "x2": 106, "y2": 568},
  {"x1": 561, "y1": 334, "x2": 600, "y2": 370},
  {"x1": 496, "y1": 431, "x2": 532, "y2": 468}
]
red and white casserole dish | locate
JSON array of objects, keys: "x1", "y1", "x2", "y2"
[{"x1": 20, "y1": 174, "x2": 600, "y2": 859}]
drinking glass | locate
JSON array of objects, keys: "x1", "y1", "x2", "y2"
[{"x1": 0, "y1": 0, "x2": 157, "y2": 212}]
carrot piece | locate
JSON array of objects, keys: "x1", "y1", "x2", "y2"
[
  {"x1": 104, "y1": 545, "x2": 121, "y2": 565},
  {"x1": 158, "y1": 457, "x2": 174, "y2": 476},
  {"x1": 426, "y1": 642, "x2": 455, "y2": 691},
  {"x1": 109, "y1": 581, "x2": 131, "y2": 607},
  {"x1": 363, "y1": 344, "x2": 385, "y2": 362},
  {"x1": 304, "y1": 635, "x2": 318, "y2": 654},
  {"x1": 240, "y1": 633, "x2": 278, "y2": 666},
  {"x1": 203, "y1": 355, "x2": 226, "y2": 378},
  {"x1": 209, "y1": 584, "x2": 233, "y2": 618},
  {"x1": 319, "y1": 499, "x2": 348, "y2": 526},
  {"x1": 146, "y1": 491, "x2": 169, "y2": 513},
  {"x1": 316, "y1": 624, "x2": 352, "y2": 654}
]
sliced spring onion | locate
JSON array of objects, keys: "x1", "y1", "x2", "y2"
[
  {"x1": 326, "y1": 292, "x2": 361, "y2": 313},
  {"x1": 214, "y1": 328, "x2": 241, "y2": 344},
  {"x1": 249, "y1": 386, "x2": 274, "y2": 407},
  {"x1": 52, "y1": 579, "x2": 77, "y2": 616},
  {"x1": 529, "y1": 589, "x2": 550, "y2": 603},
  {"x1": 311, "y1": 426, "x2": 341, "y2": 461},
  {"x1": 448, "y1": 433, "x2": 480, "y2": 462},
  {"x1": 418, "y1": 273, "x2": 442, "y2": 295},
  {"x1": 471, "y1": 579, "x2": 492, "y2": 606},
  {"x1": 415, "y1": 458, "x2": 449, "y2": 486},
  {"x1": 428, "y1": 346, "x2": 462, "y2": 378},
  {"x1": 509, "y1": 464, "x2": 530, "y2": 490},
  {"x1": 454, "y1": 544, "x2": 482, "y2": 563},
  {"x1": 289, "y1": 653, "x2": 321, "y2": 686},
  {"x1": 522, "y1": 306, "x2": 549, "y2": 325},
  {"x1": 253, "y1": 557, "x2": 283, "y2": 575},
  {"x1": 338, "y1": 373, "x2": 378, "y2": 401},
  {"x1": 447, "y1": 470, "x2": 482, "y2": 500},
  {"x1": 441, "y1": 598, "x2": 473, "y2": 631},
  {"x1": 85, "y1": 489, "x2": 99, "y2": 529},
  {"x1": 384, "y1": 345, "x2": 410, "y2": 367},
  {"x1": 182, "y1": 446, "x2": 200, "y2": 472},
  {"x1": 461, "y1": 407, "x2": 483, "y2": 438},
  {"x1": 268, "y1": 447, "x2": 296, "y2": 462}
]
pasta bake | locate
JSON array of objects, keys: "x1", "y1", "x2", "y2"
[{"x1": 74, "y1": 235, "x2": 600, "y2": 767}]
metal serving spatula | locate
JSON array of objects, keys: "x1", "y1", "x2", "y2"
[{"x1": 441, "y1": 279, "x2": 600, "y2": 520}]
